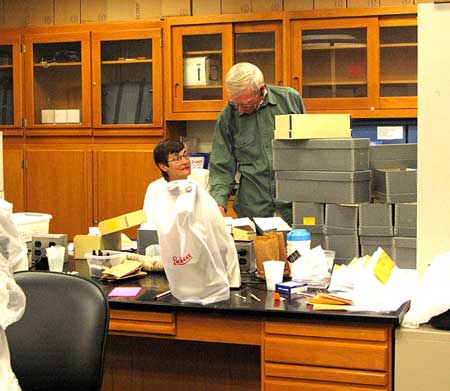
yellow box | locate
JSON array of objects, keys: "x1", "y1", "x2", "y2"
[
  {"x1": 98, "y1": 209, "x2": 147, "y2": 235},
  {"x1": 232, "y1": 226, "x2": 256, "y2": 241},
  {"x1": 192, "y1": 0, "x2": 221, "y2": 15},
  {"x1": 161, "y1": 0, "x2": 191, "y2": 16},
  {"x1": 347, "y1": 0, "x2": 379, "y2": 7},
  {"x1": 136, "y1": 0, "x2": 161, "y2": 19},
  {"x1": 284, "y1": 0, "x2": 314, "y2": 10},
  {"x1": 314, "y1": 0, "x2": 346, "y2": 9},
  {"x1": 55, "y1": 0, "x2": 81, "y2": 24},
  {"x1": 252, "y1": 0, "x2": 283, "y2": 12},
  {"x1": 221, "y1": 0, "x2": 251, "y2": 13},
  {"x1": 26, "y1": 0, "x2": 54, "y2": 26},
  {"x1": 74, "y1": 233, "x2": 122, "y2": 259},
  {"x1": 274, "y1": 114, "x2": 351, "y2": 139}
]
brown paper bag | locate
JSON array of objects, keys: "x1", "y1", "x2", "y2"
[{"x1": 254, "y1": 232, "x2": 289, "y2": 279}]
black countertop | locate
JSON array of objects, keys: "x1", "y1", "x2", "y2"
[{"x1": 74, "y1": 260, "x2": 409, "y2": 326}]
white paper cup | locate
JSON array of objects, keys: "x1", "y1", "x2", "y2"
[
  {"x1": 263, "y1": 260, "x2": 285, "y2": 290},
  {"x1": 46, "y1": 245, "x2": 66, "y2": 272}
]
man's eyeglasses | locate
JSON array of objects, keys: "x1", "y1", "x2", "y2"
[
  {"x1": 228, "y1": 87, "x2": 265, "y2": 111},
  {"x1": 168, "y1": 152, "x2": 190, "y2": 163}
]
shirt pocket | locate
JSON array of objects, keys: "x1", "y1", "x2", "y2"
[{"x1": 233, "y1": 132, "x2": 260, "y2": 164}]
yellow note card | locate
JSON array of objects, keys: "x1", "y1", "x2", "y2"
[
  {"x1": 303, "y1": 217, "x2": 316, "y2": 225},
  {"x1": 373, "y1": 250, "x2": 395, "y2": 285}
]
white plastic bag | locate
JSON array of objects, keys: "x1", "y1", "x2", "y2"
[
  {"x1": 402, "y1": 252, "x2": 450, "y2": 328},
  {"x1": 148, "y1": 179, "x2": 240, "y2": 305},
  {"x1": 0, "y1": 208, "x2": 26, "y2": 391}
]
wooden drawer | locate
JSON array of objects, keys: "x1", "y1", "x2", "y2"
[
  {"x1": 264, "y1": 321, "x2": 390, "y2": 371},
  {"x1": 109, "y1": 309, "x2": 176, "y2": 336},
  {"x1": 265, "y1": 378, "x2": 388, "y2": 391}
]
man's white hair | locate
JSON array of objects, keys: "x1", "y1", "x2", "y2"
[{"x1": 225, "y1": 62, "x2": 265, "y2": 98}]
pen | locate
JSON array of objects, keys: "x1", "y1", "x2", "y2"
[
  {"x1": 154, "y1": 290, "x2": 171, "y2": 300},
  {"x1": 234, "y1": 293, "x2": 247, "y2": 300},
  {"x1": 250, "y1": 293, "x2": 261, "y2": 302}
]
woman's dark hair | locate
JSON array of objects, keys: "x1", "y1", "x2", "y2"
[{"x1": 154, "y1": 139, "x2": 185, "y2": 180}]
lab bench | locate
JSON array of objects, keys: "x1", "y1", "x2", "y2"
[{"x1": 73, "y1": 260, "x2": 408, "y2": 391}]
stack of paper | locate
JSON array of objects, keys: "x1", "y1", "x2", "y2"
[
  {"x1": 291, "y1": 246, "x2": 331, "y2": 288},
  {"x1": 100, "y1": 260, "x2": 147, "y2": 281}
]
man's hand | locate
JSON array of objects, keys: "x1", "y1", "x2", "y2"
[{"x1": 219, "y1": 205, "x2": 226, "y2": 217}]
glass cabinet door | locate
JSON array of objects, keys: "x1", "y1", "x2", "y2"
[
  {"x1": 233, "y1": 22, "x2": 283, "y2": 86},
  {"x1": 171, "y1": 24, "x2": 233, "y2": 112},
  {"x1": 24, "y1": 32, "x2": 91, "y2": 128},
  {"x1": 291, "y1": 18, "x2": 378, "y2": 110},
  {"x1": 0, "y1": 35, "x2": 22, "y2": 129},
  {"x1": 379, "y1": 17, "x2": 417, "y2": 109},
  {"x1": 92, "y1": 29, "x2": 162, "y2": 128}
]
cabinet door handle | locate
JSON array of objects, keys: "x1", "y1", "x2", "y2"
[
  {"x1": 92, "y1": 81, "x2": 97, "y2": 87},
  {"x1": 174, "y1": 83, "x2": 180, "y2": 98}
]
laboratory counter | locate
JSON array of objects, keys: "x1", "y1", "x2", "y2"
[{"x1": 73, "y1": 260, "x2": 408, "y2": 391}]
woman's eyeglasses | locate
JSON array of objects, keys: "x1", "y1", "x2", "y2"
[{"x1": 168, "y1": 152, "x2": 190, "y2": 163}]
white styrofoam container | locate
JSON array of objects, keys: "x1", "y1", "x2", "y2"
[{"x1": 11, "y1": 212, "x2": 52, "y2": 242}]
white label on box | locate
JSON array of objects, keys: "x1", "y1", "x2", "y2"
[
  {"x1": 377, "y1": 126, "x2": 404, "y2": 140},
  {"x1": 54, "y1": 109, "x2": 67, "y2": 123}
]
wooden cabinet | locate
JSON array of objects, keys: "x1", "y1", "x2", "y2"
[
  {"x1": 23, "y1": 31, "x2": 92, "y2": 129},
  {"x1": 93, "y1": 146, "x2": 161, "y2": 237},
  {"x1": 288, "y1": 7, "x2": 417, "y2": 118},
  {"x1": 0, "y1": 33, "x2": 22, "y2": 131},
  {"x1": 91, "y1": 28, "x2": 163, "y2": 130},
  {"x1": 24, "y1": 144, "x2": 93, "y2": 239},
  {"x1": 3, "y1": 143, "x2": 25, "y2": 211},
  {"x1": 264, "y1": 320, "x2": 393, "y2": 390},
  {"x1": 165, "y1": 14, "x2": 284, "y2": 120}
]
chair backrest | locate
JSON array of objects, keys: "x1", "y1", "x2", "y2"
[{"x1": 6, "y1": 271, "x2": 110, "y2": 391}]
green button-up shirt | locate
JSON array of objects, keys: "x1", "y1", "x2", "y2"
[{"x1": 209, "y1": 85, "x2": 306, "y2": 225}]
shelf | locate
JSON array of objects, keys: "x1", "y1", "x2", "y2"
[
  {"x1": 380, "y1": 43, "x2": 417, "y2": 48},
  {"x1": 184, "y1": 50, "x2": 222, "y2": 56},
  {"x1": 184, "y1": 84, "x2": 222, "y2": 89},
  {"x1": 303, "y1": 80, "x2": 367, "y2": 86},
  {"x1": 101, "y1": 59, "x2": 153, "y2": 65},
  {"x1": 235, "y1": 48, "x2": 275, "y2": 54},
  {"x1": 381, "y1": 80, "x2": 417, "y2": 84},
  {"x1": 0, "y1": 64, "x2": 13, "y2": 69},
  {"x1": 302, "y1": 43, "x2": 367, "y2": 50},
  {"x1": 34, "y1": 62, "x2": 81, "y2": 67}
]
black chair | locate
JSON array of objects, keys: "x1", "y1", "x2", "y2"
[{"x1": 6, "y1": 271, "x2": 110, "y2": 391}]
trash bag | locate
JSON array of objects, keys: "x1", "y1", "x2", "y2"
[{"x1": 147, "y1": 179, "x2": 240, "y2": 305}]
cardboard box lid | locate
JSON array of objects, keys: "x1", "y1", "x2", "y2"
[
  {"x1": 273, "y1": 138, "x2": 370, "y2": 150},
  {"x1": 98, "y1": 210, "x2": 147, "y2": 235}
]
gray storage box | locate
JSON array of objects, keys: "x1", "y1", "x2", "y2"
[
  {"x1": 394, "y1": 203, "x2": 417, "y2": 237},
  {"x1": 370, "y1": 143, "x2": 417, "y2": 169},
  {"x1": 273, "y1": 138, "x2": 370, "y2": 172},
  {"x1": 360, "y1": 236, "x2": 394, "y2": 258},
  {"x1": 324, "y1": 234, "x2": 359, "y2": 264},
  {"x1": 292, "y1": 202, "x2": 324, "y2": 233},
  {"x1": 358, "y1": 203, "x2": 393, "y2": 236},
  {"x1": 372, "y1": 168, "x2": 417, "y2": 203},
  {"x1": 137, "y1": 229, "x2": 159, "y2": 255},
  {"x1": 276, "y1": 170, "x2": 371, "y2": 204},
  {"x1": 324, "y1": 203, "x2": 358, "y2": 235},
  {"x1": 393, "y1": 237, "x2": 416, "y2": 269}
]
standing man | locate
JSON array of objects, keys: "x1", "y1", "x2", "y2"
[{"x1": 209, "y1": 62, "x2": 306, "y2": 225}]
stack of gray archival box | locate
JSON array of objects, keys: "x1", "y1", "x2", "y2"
[
  {"x1": 274, "y1": 138, "x2": 371, "y2": 265},
  {"x1": 274, "y1": 140, "x2": 417, "y2": 268}
]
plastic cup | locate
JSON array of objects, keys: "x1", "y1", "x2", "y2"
[
  {"x1": 46, "y1": 245, "x2": 66, "y2": 272},
  {"x1": 324, "y1": 250, "x2": 336, "y2": 271},
  {"x1": 263, "y1": 260, "x2": 285, "y2": 290}
]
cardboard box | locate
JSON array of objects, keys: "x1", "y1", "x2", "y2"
[
  {"x1": 252, "y1": 0, "x2": 283, "y2": 12},
  {"x1": 192, "y1": 0, "x2": 221, "y2": 15},
  {"x1": 81, "y1": 0, "x2": 107, "y2": 22},
  {"x1": 41, "y1": 110, "x2": 55, "y2": 124},
  {"x1": 26, "y1": 0, "x2": 54, "y2": 26},
  {"x1": 347, "y1": 0, "x2": 379, "y2": 7},
  {"x1": 107, "y1": 0, "x2": 136, "y2": 21},
  {"x1": 161, "y1": 0, "x2": 191, "y2": 16},
  {"x1": 54, "y1": 110, "x2": 67, "y2": 124},
  {"x1": 3, "y1": 0, "x2": 26, "y2": 27},
  {"x1": 380, "y1": 0, "x2": 413, "y2": 5},
  {"x1": 66, "y1": 109, "x2": 81, "y2": 123},
  {"x1": 274, "y1": 114, "x2": 351, "y2": 140},
  {"x1": 314, "y1": 0, "x2": 346, "y2": 8},
  {"x1": 184, "y1": 56, "x2": 220, "y2": 86},
  {"x1": 221, "y1": 0, "x2": 252, "y2": 13},
  {"x1": 284, "y1": 0, "x2": 314, "y2": 10},
  {"x1": 0, "y1": 0, "x2": 4, "y2": 26},
  {"x1": 136, "y1": 0, "x2": 162, "y2": 19},
  {"x1": 55, "y1": 0, "x2": 81, "y2": 24}
]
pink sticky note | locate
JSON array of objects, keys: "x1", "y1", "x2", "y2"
[{"x1": 108, "y1": 287, "x2": 142, "y2": 297}]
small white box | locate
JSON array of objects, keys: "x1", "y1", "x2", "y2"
[
  {"x1": 66, "y1": 109, "x2": 81, "y2": 123},
  {"x1": 183, "y1": 56, "x2": 220, "y2": 86},
  {"x1": 41, "y1": 109, "x2": 55, "y2": 124},
  {"x1": 54, "y1": 109, "x2": 67, "y2": 123}
]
